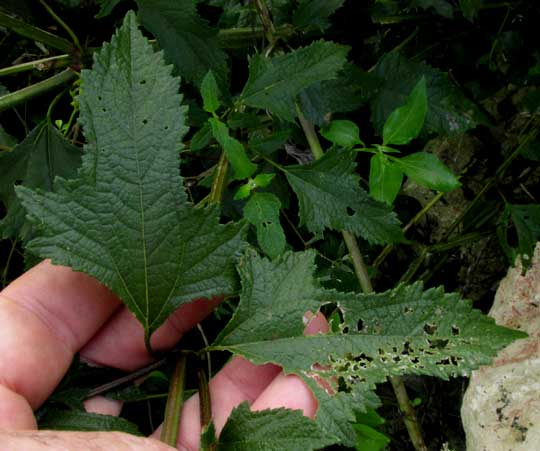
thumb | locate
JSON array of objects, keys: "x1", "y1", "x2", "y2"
[{"x1": 0, "y1": 430, "x2": 175, "y2": 451}]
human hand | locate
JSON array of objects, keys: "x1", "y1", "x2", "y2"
[{"x1": 0, "y1": 260, "x2": 327, "y2": 450}]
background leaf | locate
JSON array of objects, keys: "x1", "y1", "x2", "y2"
[
  {"x1": 244, "y1": 192, "x2": 285, "y2": 259},
  {"x1": 382, "y1": 77, "x2": 427, "y2": 145},
  {"x1": 370, "y1": 53, "x2": 488, "y2": 137},
  {"x1": 218, "y1": 402, "x2": 336, "y2": 451},
  {"x1": 240, "y1": 40, "x2": 349, "y2": 121},
  {"x1": 292, "y1": 0, "x2": 345, "y2": 31},
  {"x1": 284, "y1": 149, "x2": 404, "y2": 244},
  {"x1": 392, "y1": 151, "x2": 460, "y2": 192},
  {"x1": 0, "y1": 122, "x2": 81, "y2": 241},
  {"x1": 39, "y1": 409, "x2": 141, "y2": 435},
  {"x1": 17, "y1": 12, "x2": 244, "y2": 342},
  {"x1": 136, "y1": 0, "x2": 228, "y2": 86}
]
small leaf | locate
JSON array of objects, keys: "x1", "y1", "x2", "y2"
[
  {"x1": 321, "y1": 120, "x2": 362, "y2": 148},
  {"x1": 39, "y1": 409, "x2": 141, "y2": 435},
  {"x1": 383, "y1": 77, "x2": 427, "y2": 145},
  {"x1": 392, "y1": 152, "x2": 460, "y2": 192},
  {"x1": 241, "y1": 40, "x2": 349, "y2": 121},
  {"x1": 252, "y1": 173, "x2": 275, "y2": 188},
  {"x1": 284, "y1": 149, "x2": 404, "y2": 244},
  {"x1": 244, "y1": 193, "x2": 285, "y2": 259},
  {"x1": 218, "y1": 402, "x2": 336, "y2": 451},
  {"x1": 459, "y1": 0, "x2": 482, "y2": 21},
  {"x1": 201, "y1": 70, "x2": 220, "y2": 114},
  {"x1": 209, "y1": 118, "x2": 257, "y2": 180},
  {"x1": 18, "y1": 12, "x2": 245, "y2": 343},
  {"x1": 190, "y1": 122, "x2": 212, "y2": 152},
  {"x1": 369, "y1": 153, "x2": 403, "y2": 205}
]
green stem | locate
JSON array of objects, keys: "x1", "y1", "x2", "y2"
[
  {"x1": 0, "y1": 54, "x2": 70, "y2": 77},
  {"x1": 1, "y1": 240, "x2": 17, "y2": 289},
  {"x1": 253, "y1": 0, "x2": 276, "y2": 45},
  {"x1": 296, "y1": 106, "x2": 428, "y2": 451},
  {"x1": 0, "y1": 69, "x2": 76, "y2": 112},
  {"x1": 39, "y1": 0, "x2": 81, "y2": 51},
  {"x1": 85, "y1": 355, "x2": 172, "y2": 399},
  {"x1": 161, "y1": 355, "x2": 188, "y2": 447},
  {"x1": 217, "y1": 24, "x2": 294, "y2": 48},
  {"x1": 0, "y1": 12, "x2": 74, "y2": 53},
  {"x1": 342, "y1": 231, "x2": 373, "y2": 293},
  {"x1": 373, "y1": 191, "x2": 445, "y2": 268},
  {"x1": 390, "y1": 378, "x2": 428, "y2": 451},
  {"x1": 209, "y1": 151, "x2": 229, "y2": 204},
  {"x1": 198, "y1": 366, "x2": 213, "y2": 429}
]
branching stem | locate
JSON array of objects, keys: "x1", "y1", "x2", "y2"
[{"x1": 296, "y1": 105, "x2": 428, "y2": 451}]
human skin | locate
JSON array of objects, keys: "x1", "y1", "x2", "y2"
[{"x1": 0, "y1": 260, "x2": 327, "y2": 450}]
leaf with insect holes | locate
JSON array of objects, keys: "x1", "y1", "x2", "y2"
[
  {"x1": 213, "y1": 251, "x2": 524, "y2": 446},
  {"x1": 283, "y1": 149, "x2": 404, "y2": 244},
  {"x1": 0, "y1": 121, "x2": 81, "y2": 241},
  {"x1": 218, "y1": 402, "x2": 336, "y2": 451},
  {"x1": 17, "y1": 12, "x2": 245, "y2": 345},
  {"x1": 240, "y1": 40, "x2": 349, "y2": 121}
]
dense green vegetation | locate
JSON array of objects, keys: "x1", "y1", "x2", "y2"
[{"x1": 1, "y1": 1, "x2": 539, "y2": 450}]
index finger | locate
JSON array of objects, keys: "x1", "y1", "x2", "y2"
[{"x1": 0, "y1": 260, "x2": 121, "y2": 409}]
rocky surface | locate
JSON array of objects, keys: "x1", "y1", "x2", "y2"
[{"x1": 461, "y1": 244, "x2": 540, "y2": 450}]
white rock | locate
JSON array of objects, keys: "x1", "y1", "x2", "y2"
[{"x1": 462, "y1": 244, "x2": 540, "y2": 451}]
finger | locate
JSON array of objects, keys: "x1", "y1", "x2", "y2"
[
  {"x1": 81, "y1": 296, "x2": 222, "y2": 371},
  {"x1": 152, "y1": 312, "x2": 329, "y2": 450},
  {"x1": 84, "y1": 396, "x2": 123, "y2": 416},
  {"x1": 0, "y1": 430, "x2": 174, "y2": 451},
  {"x1": 0, "y1": 385, "x2": 37, "y2": 430},
  {"x1": 151, "y1": 357, "x2": 282, "y2": 449},
  {"x1": 0, "y1": 260, "x2": 120, "y2": 410},
  {"x1": 252, "y1": 311, "x2": 329, "y2": 416}
]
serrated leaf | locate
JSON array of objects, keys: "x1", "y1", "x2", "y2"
[
  {"x1": 201, "y1": 70, "x2": 220, "y2": 114},
  {"x1": 244, "y1": 193, "x2": 285, "y2": 259},
  {"x1": 371, "y1": 53, "x2": 487, "y2": 137},
  {"x1": 215, "y1": 250, "x2": 324, "y2": 346},
  {"x1": 369, "y1": 153, "x2": 403, "y2": 205},
  {"x1": 321, "y1": 120, "x2": 362, "y2": 148},
  {"x1": 17, "y1": 12, "x2": 245, "y2": 343},
  {"x1": 209, "y1": 118, "x2": 257, "y2": 180},
  {"x1": 283, "y1": 149, "x2": 404, "y2": 244},
  {"x1": 0, "y1": 121, "x2": 81, "y2": 241},
  {"x1": 39, "y1": 409, "x2": 141, "y2": 435},
  {"x1": 213, "y1": 252, "x2": 523, "y2": 446},
  {"x1": 218, "y1": 402, "x2": 336, "y2": 451},
  {"x1": 136, "y1": 0, "x2": 228, "y2": 85},
  {"x1": 392, "y1": 152, "x2": 460, "y2": 192},
  {"x1": 382, "y1": 77, "x2": 427, "y2": 145},
  {"x1": 240, "y1": 41, "x2": 349, "y2": 121},
  {"x1": 292, "y1": 0, "x2": 345, "y2": 31}
]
